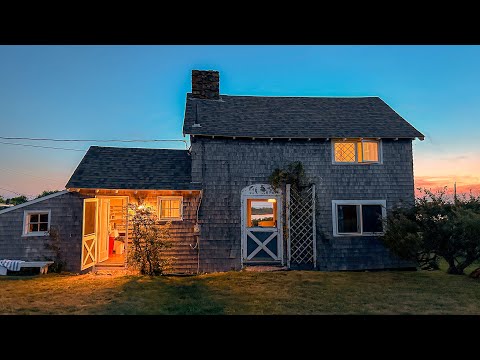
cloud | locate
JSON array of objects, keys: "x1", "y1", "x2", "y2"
[{"x1": 439, "y1": 155, "x2": 469, "y2": 161}]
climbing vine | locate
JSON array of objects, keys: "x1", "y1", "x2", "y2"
[{"x1": 268, "y1": 161, "x2": 309, "y2": 191}]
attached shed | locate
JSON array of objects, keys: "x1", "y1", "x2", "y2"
[
  {"x1": 0, "y1": 191, "x2": 88, "y2": 273},
  {"x1": 65, "y1": 146, "x2": 202, "y2": 274}
]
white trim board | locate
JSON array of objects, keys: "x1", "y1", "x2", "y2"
[{"x1": 0, "y1": 190, "x2": 68, "y2": 215}]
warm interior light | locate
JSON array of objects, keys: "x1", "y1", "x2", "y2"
[
  {"x1": 267, "y1": 199, "x2": 276, "y2": 203},
  {"x1": 138, "y1": 205, "x2": 145, "y2": 210}
]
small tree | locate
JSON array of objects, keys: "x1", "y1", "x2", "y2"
[
  {"x1": 6, "y1": 195, "x2": 28, "y2": 205},
  {"x1": 45, "y1": 226, "x2": 67, "y2": 273},
  {"x1": 383, "y1": 188, "x2": 480, "y2": 275},
  {"x1": 127, "y1": 202, "x2": 174, "y2": 275},
  {"x1": 36, "y1": 190, "x2": 60, "y2": 199}
]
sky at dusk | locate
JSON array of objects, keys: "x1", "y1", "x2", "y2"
[{"x1": 1, "y1": 45, "x2": 479, "y2": 199}]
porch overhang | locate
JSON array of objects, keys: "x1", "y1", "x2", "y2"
[{"x1": 67, "y1": 188, "x2": 202, "y2": 196}]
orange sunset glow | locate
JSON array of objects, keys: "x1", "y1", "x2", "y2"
[{"x1": 414, "y1": 151, "x2": 480, "y2": 197}]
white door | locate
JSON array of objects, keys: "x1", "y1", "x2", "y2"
[
  {"x1": 241, "y1": 184, "x2": 283, "y2": 265},
  {"x1": 81, "y1": 198, "x2": 98, "y2": 270},
  {"x1": 97, "y1": 198, "x2": 110, "y2": 263}
]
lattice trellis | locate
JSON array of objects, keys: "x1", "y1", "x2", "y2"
[{"x1": 287, "y1": 185, "x2": 316, "y2": 267}]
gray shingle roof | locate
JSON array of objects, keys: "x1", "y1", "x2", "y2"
[
  {"x1": 183, "y1": 93, "x2": 424, "y2": 138},
  {"x1": 66, "y1": 146, "x2": 200, "y2": 190}
]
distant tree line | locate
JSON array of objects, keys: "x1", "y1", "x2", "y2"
[{"x1": 0, "y1": 190, "x2": 61, "y2": 206}]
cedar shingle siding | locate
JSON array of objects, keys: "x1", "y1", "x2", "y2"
[
  {"x1": 191, "y1": 137, "x2": 414, "y2": 272},
  {"x1": 0, "y1": 192, "x2": 88, "y2": 273}
]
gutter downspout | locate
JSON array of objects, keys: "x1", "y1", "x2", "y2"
[{"x1": 190, "y1": 190, "x2": 203, "y2": 274}]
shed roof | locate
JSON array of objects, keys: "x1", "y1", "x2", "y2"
[
  {"x1": 183, "y1": 94, "x2": 424, "y2": 138},
  {"x1": 66, "y1": 146, "x2": 200, "y2": 190}
]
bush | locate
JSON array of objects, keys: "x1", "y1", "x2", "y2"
[
  {"x1": 127, "y1": 203, "x2": 174, "y2": 275},
  {"x1": 269, "y1": 161, "x2": 309, "y2": 191},
  {"x1": 383, "y1": 188, "x2": 480, "y2": 275},
  {"x1": 45, "y1": 226, "x2": 67, "y2": 273}
]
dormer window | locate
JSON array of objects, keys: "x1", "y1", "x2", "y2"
[{"x1": 332, "y1": 139, "x2": 381, "y2": 164}]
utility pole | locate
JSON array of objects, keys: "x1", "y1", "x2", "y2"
[{"x1": 454, "y1": 181, "x2": 457, "y2": 205}]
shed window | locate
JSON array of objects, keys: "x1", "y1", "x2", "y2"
[
  {"x1": 158, "y1": 196, "x2": 183, "y2": 221},
  {"x1": 333, "y1": 139, "x2": 380, "y2": 163},
  {"x1": 332, "y1": 200, "x2": 386, "y2": 236},
  {"x1": 23, "y1": 210, "x2": 51, "y2": 236}
]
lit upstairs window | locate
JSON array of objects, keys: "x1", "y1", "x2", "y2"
[{"x1": 333, "y1": 139, "x2": 381, "y2": 164}]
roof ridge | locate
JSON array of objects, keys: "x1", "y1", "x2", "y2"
[
  {"x1": 89, "y1": 145, "x2": 188, "y2": 151},
  {"x1": 188, "y1": 92, "x2": 380, "y2": 99}
]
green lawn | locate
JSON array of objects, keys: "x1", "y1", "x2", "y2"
[{"x1": 1, "y1": 265, "x2": 478, "y2": 314}]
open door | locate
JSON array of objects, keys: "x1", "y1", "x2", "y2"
[
  {"x1": 81, "y1": 198, "x2": 98, "y2": 270},
  {"x1": 97, "y1": 198, "x2": 110, "y2": 263}
]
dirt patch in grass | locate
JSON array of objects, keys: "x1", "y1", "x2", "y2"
[{"x1": 1, "y1": 268, "x2": 479, "y2": 315}]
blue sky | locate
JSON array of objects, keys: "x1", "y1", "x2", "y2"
[{"x1": 1, "y1": 45, "x2": 479, "y2": 198}]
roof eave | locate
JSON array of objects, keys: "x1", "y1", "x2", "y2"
[
  {"x1": 67, "y1": 186, "x2": 202, "y2": 192},
  {"x1": 187, "y1": 133, "x2": 425, "y2": 140}
]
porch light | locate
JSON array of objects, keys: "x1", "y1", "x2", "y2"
[{"x1": 267, "y1": 199, "x2": 276, "y2": 203}]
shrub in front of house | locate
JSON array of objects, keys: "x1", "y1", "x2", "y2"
[
  {"x1": 383, "y1": 188, "x2": 480, "y2": 276},
  {"x1": 127, "y1": 203, "x2": 174, "y2": 275}
]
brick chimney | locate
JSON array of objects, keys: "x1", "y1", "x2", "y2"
[{"x1": 191, "y1": 70, "x2": 220, "y2": 100}]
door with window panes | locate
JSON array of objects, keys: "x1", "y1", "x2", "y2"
[
  {"x1": 81, "y1": 199, "x2": 98, "y2": 270},
  {"x1": 243, "y1": 197, "x2": 282, "y2": 263}
]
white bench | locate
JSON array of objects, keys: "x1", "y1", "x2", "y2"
[{"x1": 0, "y1": 261, "x2": 54, "y2": 275}]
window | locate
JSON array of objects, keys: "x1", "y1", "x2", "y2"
[
  {"x1": 247, "y1": 199, "x2": 277, "y2": 227},
  {"x1": 333, "y1": 139, "x2": 381, "y2": 164},
  {"x1": 158, "y1": 196, "x2": 183, "y2": 221},
  {"x1": 23, "y1": 210, "x2": 51, "y2": 236},
  {"x1": 332, "y1": 200, "x2": 386, "y2": 236}
]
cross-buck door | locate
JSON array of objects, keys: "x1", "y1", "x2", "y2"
[
  {"x1": 241, "y1": 184, "x2": 283, "y2": 265},
  {"x1": 81, "y1": 198, "x2": 98, "y2": 270}
]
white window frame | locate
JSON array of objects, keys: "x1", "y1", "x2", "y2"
[
  {"x1": 157, "y1": 196, "x2": 183, "y2": 221},
  {"x1": 22, "y1": 210, "x2": 51, "y2": 237},
  {"x1": 332, "y1": 200, "x2": 386, "y2": 237},
  {"x1": 331, "y1": 139, "x2": 383, "y2": 165}
]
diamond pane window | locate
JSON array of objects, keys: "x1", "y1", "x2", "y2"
[
  {"x1": 333, "y1": 139, "x2": 380, "y2": 164},
  {"x1": 334, "y1": 142, "x2": 356, "y2": 162}
]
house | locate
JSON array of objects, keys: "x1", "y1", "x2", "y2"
[{"x1": 0, "y1": 70, "x2": 424, "y2": 273}]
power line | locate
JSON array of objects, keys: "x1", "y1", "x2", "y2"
[
  {"x1": 0, "y1": 136, "x2": 187, "y2": 143},
  {"x1": 0, "y1": 141, "x2": 86, "y2": 152},
  {"x1": 0, "y1": 186, "x2": 32, "y2": 198},
  {"x1": 0, "y1": 167, "x2": 67, "y2": 183}
]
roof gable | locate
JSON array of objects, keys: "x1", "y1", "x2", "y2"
[
  {"x1": 0, "y1": 190, "x2": 68, "y2": 215},
  {"x1": 183, "y1": 94, "x2": 424, "y2": 139},
  {"x1": 66, "y1": 146, "x2": 199, "y2": 190}
]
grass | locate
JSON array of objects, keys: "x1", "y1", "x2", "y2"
[{"x1": 1, "y1": 263, "x2": 479, "y2": 315}]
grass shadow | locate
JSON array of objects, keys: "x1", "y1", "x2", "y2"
[{"x1": 96, "y1": 275, "x2": 228, "y2": 315}]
